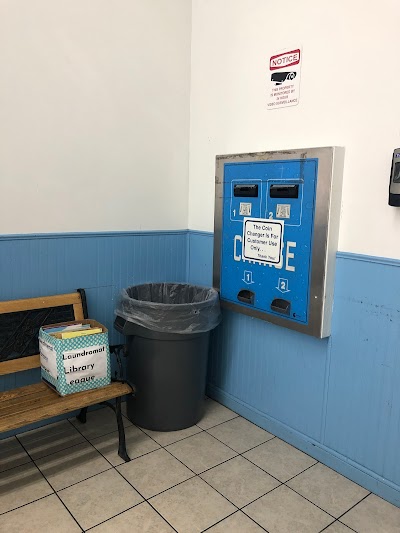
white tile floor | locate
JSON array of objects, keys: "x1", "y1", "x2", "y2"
[{"x1": 1, "y1": 398, "x2": 400, "y2": 533}]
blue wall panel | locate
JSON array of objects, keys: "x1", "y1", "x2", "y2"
[
  {"x1": 325, "y1": 255, "x2": 400, "y2": 485},
  {"x1": 2, "y1": 229, "x2": 400, "y2": 506},
  {"x1": 210, "y1": 312, "x2": 328, "y2": 440},
  {"x1": 0, "y1": 231, "x2": 188, "y2": 393},
  {"x1": 189, "y1": 231, "x2": 400, "y2": 506},
  {"x1": 187, "y1": 231, "x2": 215, "y2": 287}
]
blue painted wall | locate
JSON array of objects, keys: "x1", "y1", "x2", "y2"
[
  {"x1": 0, "y1": 231, "x2": 188, "y2": 393},
  {"x1": 188, "y1": 231, "x2": 400, "y2": 507},
  {"x1": 1, "y1": 229, "x2": 399, "y2": 506}
]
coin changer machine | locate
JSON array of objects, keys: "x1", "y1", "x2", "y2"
[{"x1": 213, "y1": 147, "x2": 345, "y2": 338}]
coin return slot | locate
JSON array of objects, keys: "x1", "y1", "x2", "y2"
[
  {"x1": 271, "y1": 298, "x2": 291, "y2": 316},
  {"x1": 237, "y1": 290, "x2": 255, "y2": 305}
]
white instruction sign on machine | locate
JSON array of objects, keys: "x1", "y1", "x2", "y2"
[
  {"x1": 267, "y1": 47, "x2": 302, "y2": 109},
  {"x1": 243, "y1": 217, "x2": 284, "y2": 265}
]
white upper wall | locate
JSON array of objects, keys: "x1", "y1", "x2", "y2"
[
  {"x1": 0, "y1": 0, "x2": 191, "y2": 233},
  {"x1": 189, "y1": 0, "x2": 400, "y2": 258}
]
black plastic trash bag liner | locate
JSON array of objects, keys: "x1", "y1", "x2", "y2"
[{"x1": 115, "y1": 283, "x2": 221, "y2": 334}]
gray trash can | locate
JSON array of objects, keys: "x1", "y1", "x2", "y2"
[{"x1": 114, "y1": 283, "x2": 221, "y2": 431}]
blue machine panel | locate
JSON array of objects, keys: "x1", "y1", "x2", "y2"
[{"x1": 220, "y1": 158, "x2": 318, "y2": 324}]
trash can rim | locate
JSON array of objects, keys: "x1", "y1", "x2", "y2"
[
  {"x1": 119, "y1": 285, "x2": 219, "y2": 308},
  {"x1": 116, "y1": 298, "x2": 218, "y2": 309}
]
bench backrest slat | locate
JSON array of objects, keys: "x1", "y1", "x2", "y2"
[{"x1": 0, "y1": 291, "x2": 86, "y2": 376}]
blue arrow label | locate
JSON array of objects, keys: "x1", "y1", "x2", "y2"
[
  {"x1": 242, "y1": 270, "x2": 254, "y2": 284},
  {"x1": 277, "y1": 278, "x2": 290, "y2": 293}
]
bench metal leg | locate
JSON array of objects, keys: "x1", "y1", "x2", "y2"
[
  {"x1": 99, "y1": 399, "x2": 131, "y2": 463},
  {"x1": 115, "y1": 396, "x2": 130, "y2": 462},
  {"x1": 76, "y1": 407, "x2": 88, "y2": 424}
]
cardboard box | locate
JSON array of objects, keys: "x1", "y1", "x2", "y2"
[{"x1": 39, "y1": 319, "x2": 111, "y2": 396}]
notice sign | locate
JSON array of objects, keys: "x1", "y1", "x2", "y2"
[
  {"x1": 267, "y1": 47, "x2": 301, "y2": 109},
  {"x1": 243, "y1": 218, "x2": 284, "y2": 265}
]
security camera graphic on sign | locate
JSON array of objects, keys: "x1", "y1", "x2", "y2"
[{"x1": 271, "y1": 71, "x2": 296, "y2": 85}]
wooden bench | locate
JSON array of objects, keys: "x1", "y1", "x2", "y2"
[{"x1": 0, "y1": 290, "x2": 133, "y2": 462}]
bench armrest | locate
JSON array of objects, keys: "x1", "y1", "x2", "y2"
[{"x1": 110, "y1": 345, "x2": 135, "y2": 395}]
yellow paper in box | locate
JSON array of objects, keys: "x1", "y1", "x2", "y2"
[{"x1": 60, "y1": 328, "x2": 103, "y2": 339}]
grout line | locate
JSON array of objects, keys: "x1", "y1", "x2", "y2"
[
  {"x1": 119, "y1": 419, "x2": 206, "y2": 452},
  {"x1": 335, "y1": 492, "x2": 371, "y2": 523},
  {"x1": 82, "y1": 501, "x2": 146, "y2": 532},
  {"x1": 54, "y1": 466, "x2": 114, "y2": 493},
  {"x1": 117, "y1": 446, "x2": 163, "y2": 464},
  {"x1": 68, "y1": 418, "x2": 180, "y2": 532},
  {"x1": 281, "y1": 484, "x2": 340, "y2": 521},
  {"x1": 1, "y1": 423, "x2": 90, "y2": 474},
  {"x1": 191, "y1": 430, "x2": 241, "y2": 457},
  {"x1": 68, "y1": 416, "x2": 134, "y2": 444},
  {"x1": 144, "y1": 475, "x2": 198, "y2": 501},
  {"x1": 115, "y1": 424, "x2": 233, "y2": 508},
  {"x1": 200, "y1": 508, "x2": 272, "y2": 533},
  {"x1": 29, "y1": 435, "x2": 115, "y2": 473},
  {"x1": 204, "y1": 429, "x2": 276, "y2": 456},
  {"x1": 126, "y1": 415, "x2": 284, "y2": 527},
  {"x1": 196, "y1": 414, "x2": 240, "y2": 432},
  {"x1": 239, "y1": 454, "x2": 289, "y2": 486},
  {"x1": 40, "y1": 420, "x2": 363, "y2": 533},
  {"x1": 239, "y1": 483, "x2": 285, "y2": 532},
  {"x1": 206, "y1": 478, "x2": 281, "y2": 513},
  {"x1": 239, "y1": 509, "x2": 270, "y2": 533},
  {"x1": 13, "y1": 435, "x2": 84, "y2": 532},
  {"x1": 0, "y1": 457, "x2": 32, "y2": 475},
  {"x1": 318, "y1": 519, "x2": 340, "y2": 532},
  {"x1": 283, "y1": 471, "x2": 371, "y2": 527},
  {"x1": 144, "y1": 500, "x2": 180, "y2": 533},
  {"x1": 112, "y1": 446, "x2": 162, "y2": 466},
  {"x1": 15, "y1": 438, "x2": 88, "y2": 463},
  {"x1": 336, "y1": 520, "x2": 359, "y2": 533},
  {"x1": 240, "y1": 482, "x2": 283, "y2": 510},
  {"x1": 65, "y1": 417, "x2": 122, "y2": 466},
  {"x1": 95, "y1": 451, "x2": 180, "y2": 532},
  {"x1": 3, "y1": 405, "x2": 230, "y2": 530},
  {"x1": 136, "y1": 425, "x2": 246, "y2": 514},
  {"x1": 241, "y1": 449, "x2": 317, "y2": 487},
  {"x1": 53, "y1": 493, "x2": 84, "y2": 531},
  {"x1": 196, "y1": 455, "x2": 238, "y2": 476},
  {"x1": 6, "y1": 407, "x2": 372, "y2": 533},
  {"x1": 22, "y1": 426, "x2": 114, "y2": 493},
  {"x1": 236, "y1": 435, "x2": 277, "y2": 454},
  {"x1": 318, "y1": 517, "x2": 359, "y2": 533},
  {"x1": 282, "y1": 460, "x2": 319, "y2": 483},
  {"x1": 64, "y1": 415, "x2": 179, "y2": 532},
  {"x1": 197, "y1": 455, "x2": 283, "y2": 511},
  {"x1": 199, "y1": 510, "x2": 243, "y2": 532},
  {"x1": 62, "y1": 435, "x2": 173, "y2": 531},
  {"x1": 0, "y1": 493, "x2": 55, "y2": 518},
  {"x1": 140, "y1": 427, "x2": 206, "y2": 447},
  {"x1": 131, "y1": 426, "x2": 199, "y2": 476},
  {"x1": 84, "y1": 413, "x2": 271, "y2": 533}
]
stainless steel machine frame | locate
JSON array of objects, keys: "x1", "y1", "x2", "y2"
[{"x1": 213, "y1": 146, "x2": 345, "y2": 338}]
